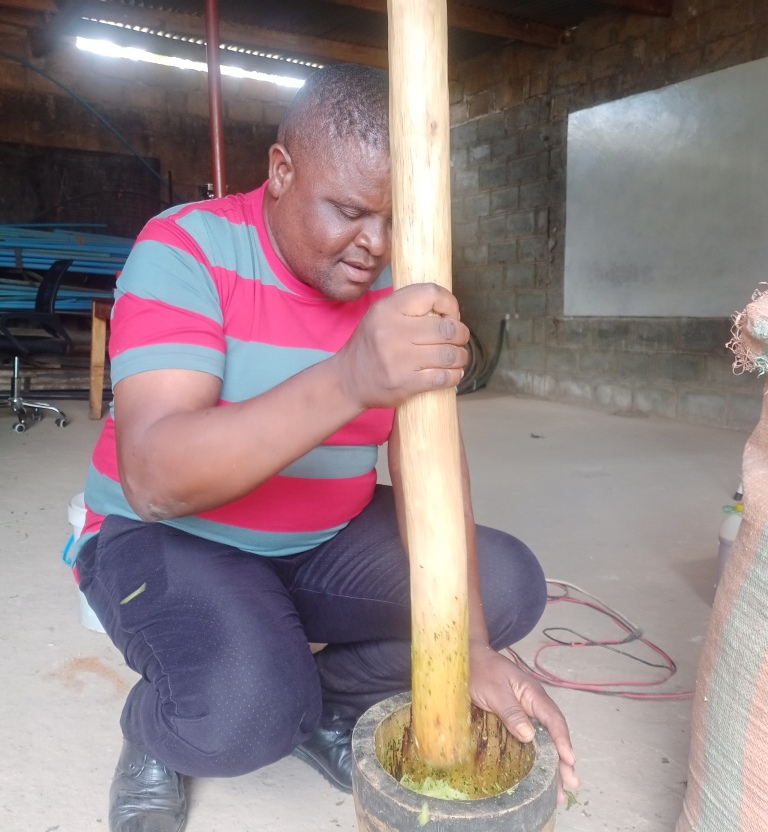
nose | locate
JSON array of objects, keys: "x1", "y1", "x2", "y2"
[{"x1": 355, "y1": 216, "x2": 391, "y2": 259}]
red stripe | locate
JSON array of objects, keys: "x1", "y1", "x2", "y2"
[
  {"x1": 73, "y1": 502, "x2": 108, "y2": 584},
  {"x1": 109, "y1": 293, "x2": 226, "y2": 359},
  {"x1": 92, "y1": 411, "x2": 386, "y2": 532},
  {"x1": 198, "y1": 471, "x2": 377, "y2": 532},
  {"x1": 327, "y1": 408, "x2": 394, "y2": 445},
  {"x1": 159, "y1": 193, "x2": 251, "y2": 224},
  {"x1": 216, "y1": 271, "x2": 391, "y2": 352},
  {"x1": 136, "y1": 213, "x2": 210, "y2": 265},
  {"x1": 94, "y1": 407, "x2": 392, "y2": 481},
  {"x1": 137, "y1": 221, "x2": 201, "y2": 256},
  {"x1": 136, "y1": 194, "x2": 255, "y2": 260},
  {"x1": 213, "y1": 398, "x2": 394, "y2": 447},
  {"x1": 82, "y1": 504, "x2": 106, "y2": 538},
  {"x1": 92, "y1": 416, "x2": 120, "y2": 480}
]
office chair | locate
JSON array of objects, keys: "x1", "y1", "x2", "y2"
[{"x1": 0, "y1": 259, "x2": 74, "y2": 432}]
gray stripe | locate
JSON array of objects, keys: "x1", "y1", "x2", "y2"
[
  {"x1": 281, "y1": 444, "x2": 378, "y2": 479},
  {"x1": 370, "y1": 264, "x2": 393, "y2": 292},
  {"x1": 117, "y1": 240, "x2": 223, "y2": 322},
  {"x1": 221, "y1": 338, "x2": 330, "y2": 401},
  {"x1": 111, "y1": 344, "x2": 225, "y2": 386},
  {"x1": 84, "y1": 463, "x2": 143, "y2": 524},
  {"x1": 162, "y1": 515, "x2": 346, "y2": 556},
  {"x1": 175, "y1": 210, "x2": 291, "y2": 292},
  {"x1": 83, "y1": 466, "x2": 347, "y2": 557}
]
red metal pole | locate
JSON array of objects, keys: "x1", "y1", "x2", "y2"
[{"x1": 205, "y1": 0, "x2": 226, "y2": 198}]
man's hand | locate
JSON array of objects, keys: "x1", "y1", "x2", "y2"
[
  {"x1": 335, "y1": 283, "x2": 469, "y2": 410},
  {"x1": 469, "y1": 645, "x2": 578, "y2": 805}
]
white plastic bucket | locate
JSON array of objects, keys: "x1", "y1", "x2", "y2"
[{"x1": 67, "y1": 493, "x2": 106, "y2": 633}]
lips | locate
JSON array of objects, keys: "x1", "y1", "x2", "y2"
[{"x1": 341, "y1": 260, "x2": 377, "y2": 282}]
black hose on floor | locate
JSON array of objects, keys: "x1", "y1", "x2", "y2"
[{"x1": 457, "y1": 314, "x2": 509, "y2": 396}]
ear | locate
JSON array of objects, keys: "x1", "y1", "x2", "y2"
[{"x1": 267, "y1": 143, "x2": 294, "y2": 199}]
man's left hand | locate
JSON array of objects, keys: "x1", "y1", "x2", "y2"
[{"x1": 469, "y1": 644, "x2": 578, "y2": 804}]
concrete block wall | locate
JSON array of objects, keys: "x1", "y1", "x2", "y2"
[
  {"x1": 0, "y1": 28, "x2": 295, "y2": 201},
  {"x1": 450, "y1": 0, "x2": 768, "y2": 429}
]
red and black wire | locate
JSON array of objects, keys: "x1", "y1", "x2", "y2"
[{"x1": 503, "y1": 580, "x2": 694, "y2": 700}]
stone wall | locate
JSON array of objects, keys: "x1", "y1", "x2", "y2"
[{"x1": 450, "y1": 0, "x2": 768, "y2": 429}]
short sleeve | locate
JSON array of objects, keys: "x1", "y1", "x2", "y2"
[{"x1": 108, "y1": 210, "x2": 227, "y2": 385}]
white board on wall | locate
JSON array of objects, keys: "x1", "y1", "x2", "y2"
[{"x1": 564, "y1": 57, "x2": 768, "y2": 318}]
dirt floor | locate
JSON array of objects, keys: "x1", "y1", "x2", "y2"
[{"x1": 0, "y1": 392, "x2": 750, "y2": 831}]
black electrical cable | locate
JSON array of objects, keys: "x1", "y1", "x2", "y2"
[
  {"x1": 540, "y1": 627, "x2": 672, "y2": 670},
  {"x1": 503, "y1": 580, "x2": 694, "y2": 700},
  {"x1": 457, "y1": 315, "x2": 509, "y2": 395}
]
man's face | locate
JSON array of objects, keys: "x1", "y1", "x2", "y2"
[{"x1": 264, "y1": 137, "x2": 392, "y2": 301}]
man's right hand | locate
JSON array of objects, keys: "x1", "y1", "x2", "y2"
[{"x1": 335, "y1": 283, "x2": 470, "y2": 411}]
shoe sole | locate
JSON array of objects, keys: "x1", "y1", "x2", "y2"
[{"x1": 291, "y1": 747, "x2": 353, "y2": 794}]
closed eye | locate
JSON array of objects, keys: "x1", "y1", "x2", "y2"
[{"x1": 335, "y1": 202, "x2": 366, "y2": 220}]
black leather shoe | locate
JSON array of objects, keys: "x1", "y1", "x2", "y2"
[
  {"x1": 109, "y1": 740, "x2": 187, "y2": 832},
  {"x1": 292, "y1": 726, "x2": 353, "y2": 793}
]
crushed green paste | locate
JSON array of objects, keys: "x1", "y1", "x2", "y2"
[{"x1": 400, "y1": 773, "x2": 471, "y2": 800}]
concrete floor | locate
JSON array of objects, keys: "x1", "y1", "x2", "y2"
[{"x1": 0, "y1": 392, "x2": 751, "y2": 831}]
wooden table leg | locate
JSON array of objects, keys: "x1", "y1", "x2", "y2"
[{"x1": 89, "y1": 299, "x2": 112, "y2": 420}]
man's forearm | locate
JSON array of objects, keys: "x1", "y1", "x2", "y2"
[{"x1": 118, "y1": 355, "x2": 363, "y2": 521}]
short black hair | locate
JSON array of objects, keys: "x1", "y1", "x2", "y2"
[{"x1": 277, "y1": 64, "x2": 389, "y2": 158}]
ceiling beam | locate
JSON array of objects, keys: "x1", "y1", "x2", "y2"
[
  {"x1": 67, "y1": 0, "x2": 390, "y2": 69},
  {"x1": 324, "y1": 0, "x2": 566, "y2": 48},
  {"x1": 600, "y1": 0, "x2": 673, "y2": 16},
  {"x1": 0, "y1": 0, "x2": 57, "y2": 38},
  {"x1": 0, "y1": 0, "x2": 56, "y2": 13}
]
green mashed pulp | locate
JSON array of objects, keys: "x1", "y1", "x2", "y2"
[{"x1": 399, "y1": 773, "x2": 471, "y2": 800}]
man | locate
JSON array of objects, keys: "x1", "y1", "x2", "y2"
[{"x1": 75, "y1": 64, "x2": 577, "y2": 832}]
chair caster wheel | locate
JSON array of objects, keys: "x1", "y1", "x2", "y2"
[
  {"x1": 32, "y1": 410, "x2": 42, "y2": 421},
  {"x1": 13, "y1": 422, "x2": 26, "y2": 433},
  {"x1": 55, "y1": 418, "x2": 68, "y2": 427}
]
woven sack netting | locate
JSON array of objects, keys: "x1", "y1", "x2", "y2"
[{"x1": 677, "y1": 287, "x2": 768, "y2": 832}]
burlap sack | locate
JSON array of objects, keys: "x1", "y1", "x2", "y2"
[{"x1": 677, "y1": 288, "x2": 768, "y2": 831}]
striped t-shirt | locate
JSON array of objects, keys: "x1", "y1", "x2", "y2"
[{"x1": 78, "y1": 183, "x2": 395, "y2": 559}]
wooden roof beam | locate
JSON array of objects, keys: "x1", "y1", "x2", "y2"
[
  {"x1": 0, "y1": 0, "x2": 57, "y2": 13},
  {"x1": 600, "y1": 0, "x2": 673, "y2": 16},
  {"x1": 324, "y1": 0, "x2": 566, "y2": 48},
  {"x1": 67, "y1": 0, "x2": 390, "y2": 69}
]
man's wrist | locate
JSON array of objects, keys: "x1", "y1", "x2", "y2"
[{"x1": 469, "y1": 638, "x2": 493, "y2": 654}]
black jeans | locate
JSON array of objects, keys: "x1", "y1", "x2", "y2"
[{"x1": 77, "y1": 485, "x2": 546, "y2": 778}]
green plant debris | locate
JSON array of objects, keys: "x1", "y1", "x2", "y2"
[
  {"x1": 417, "y1": 802, "x2": 430, "y2": 826},
  {"x1": 565, "y1": 791, "x2": 579, "y2": 810},
  {"x1": 120, "y1": 582, "x2": 147, "y2": 604},
  {"x1": 661, "y1": 757, "x2": 669, "y2": 764},
  {"x1": 388, "y1": 705, "x2": 535, "y2": 800},
  {"x1": 401, "y1": 774, "x2": 471, "y2": 801}
]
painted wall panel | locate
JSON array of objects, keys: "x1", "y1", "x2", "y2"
[{"x1": 564, "y1": 57, "x2": 768, "y2": 317}]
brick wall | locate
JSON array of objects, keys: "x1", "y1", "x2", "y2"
[
  {"x1": 450, "y1": 0, "x2": 768, "y2": 429},
  {"x1": 0, "y1": 28, "x2": 294, "y2": 205}
]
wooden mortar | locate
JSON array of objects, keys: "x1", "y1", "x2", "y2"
[{"x1": 352, "y1": 692, "x2": 559, "y2": 831}]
